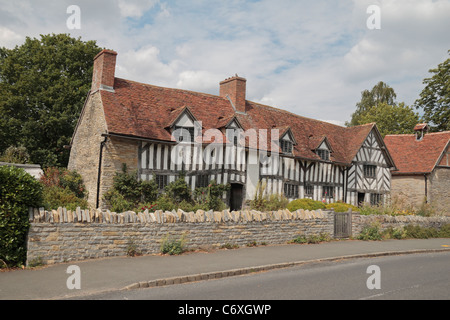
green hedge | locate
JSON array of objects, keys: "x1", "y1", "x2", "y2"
[
  {"x1": 287, "y1": 198, "x2": 326, "y2": 211},
  {"x1": 0, "y1": 166, "x2": 43, "y2": 268}
]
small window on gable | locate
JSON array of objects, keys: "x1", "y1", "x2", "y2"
[
  {"x1": 280, "y1": 140, "x2": 293, "y2": 154},
  {"x1": 317, "y1": 149, "x2": 330, "y2": 161},
  {"x1": 174, "y1": 126, "x2": 195, "y2": 143},
  {"x1": 364, "y1": 165, "x2": 376, "y2": 178}
]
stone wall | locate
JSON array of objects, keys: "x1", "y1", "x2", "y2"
[
  {"x1": 26, "y1": 207, "x2": 450, "y2": 266},
  {"x1": 26, "y1": 208, "x2": 334, "y2": 265},
  {"x1": 429, "y1": 167, "x2": 450, "y2": 216}
]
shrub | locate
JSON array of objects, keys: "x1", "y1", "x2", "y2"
[
  {"x1": 357, "y1": 223, "x2": 382, "y2": 241},
  {"x1": 0, "y1": 145, "x2": 30, "y2": 164},
  {"x1": 43, "y1": 185, "x2": 89, "y2": 211},
  {"x1": 0, "y1": 165, "x2": 43, "y2": 268},
  {"x1": 104, "y1": 164, "x2": 158, "y2": 211},
  {"x1": 326, "y1": 202, "x2": 359, "y2": 213},
  {"x1": 40, "y1": 167, "x2": 88, "y2": 210},
  {"x1": 194, "y1": 180, "x2": 230, "y2": 211},
  {"x1": 160, "y1": 234, "x2": 186, "y2": 255},
  {"x1": 249, "y1": 181, "x2": 288, "y2": 211},
  {"x1": 287, "y1": 198, "x2": 326, "y2": 211}
]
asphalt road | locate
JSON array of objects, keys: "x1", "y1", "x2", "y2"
[{"x1": 71, "y1": 251, "x2": 450, "y2": 300}]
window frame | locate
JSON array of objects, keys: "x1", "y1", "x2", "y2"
[
  {"x1": 173, "y1": 126, "x2": 195, "y2": 143},
  {"x1": 280, "y1": 140, "x2": 293, "y2": 154},
  {"x1": 364, "y1": 164, "x2": 377, "y2": 179},
  {"x1": 322, "y1": 186, "x2": 334, "y2": 199},
  {"x1": 304, "y1": 185, "x2": 314, "y2": 197},
  {"x1": 317, "y1": 149, "x2": 330, "y2": 161},
  {"x1": 155, "y1": 175, "x2": 168, "y2": 191},
  {"x1": 284, "y1": 182, "x2": 299, "y2": 199}
]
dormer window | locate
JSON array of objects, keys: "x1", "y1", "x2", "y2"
[
  {"x1": 278, "y1": 127, "x2": 296, "y2": 155},
  {"x1": 317, "y1": 149, "x2": 330, "y2": 161},
  {"x1": 173, "y1": 126, "x2": 195, "y2": 143},
  {"x1": 281, "y1": 140, "x2": 293, "y2": 154}
]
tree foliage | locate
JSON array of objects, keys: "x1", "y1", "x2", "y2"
[
  {"x1": 347, "y1": 81, "x2": 397, "y2": 127},
  {"x1": 357, "y1": 102, "x2": 419, "y2": 137},
  {"x1": 0, "y1": 166, "x2": 43, "y2": 267},
  {"x1": 0, "y1": 34, "x2": 102, "y2": 167},
  {"x1": 414, "y1": 51, "x2": 450, "y2": 132}
]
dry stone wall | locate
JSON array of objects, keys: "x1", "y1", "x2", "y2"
[{"x1": 26, "y1": 207, "x2": 450, "y2": 266}]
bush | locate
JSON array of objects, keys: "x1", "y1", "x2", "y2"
[
  {"x1": 40, "y1": 167, "x2": 88, "y2": 210},
  {"x1": 357, "y1": 223, "x2": 382, "y2": 241},
  {"x1": 43, "y1": 186, "x2": 89, "y2": 211},
  {"x1": 287, "y1": 198, "x2": 326, "y2": 211},
  {"x1": 0, "y1": 165, "x2": 43, "y2": 268},
  {"x1": 160, "y1": 235, "x2": 186, "y2": 255},
  {"x1": 104, "y1": 164, "x2": 158, "y2": 211},
  {"x1": 249, "y1": 181, "x2": 288, "y2": 211},
  {"x1": 325, "y1": 202, "x2": 359, "y2": 212}
]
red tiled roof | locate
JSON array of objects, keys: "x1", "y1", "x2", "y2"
[
  {"x1": 384, "y1": 131, "x2": 450, "y2": 174},
  {"x1": 100, "y1": 77, "x2": 380, "y2": 165}
]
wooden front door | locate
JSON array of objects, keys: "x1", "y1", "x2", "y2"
[{"x1": 230, "y1": 184, "x2": 243, "y2": 211}]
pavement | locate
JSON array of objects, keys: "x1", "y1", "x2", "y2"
[{"x1": 1, "y1": 238, "x2": 449, "y2": 300}]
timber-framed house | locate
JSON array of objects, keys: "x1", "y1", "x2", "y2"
[{"x1": 68, "y1": 50, "x2": 397, "y2": 210}]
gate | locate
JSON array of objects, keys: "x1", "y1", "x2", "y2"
[{"x1": 334, "y1": 210, "x2": 352, "y2": 239}]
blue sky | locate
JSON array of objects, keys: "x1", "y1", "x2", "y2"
[{"x1": 1, "y1": 0, "x2": 449, "y2": 126}]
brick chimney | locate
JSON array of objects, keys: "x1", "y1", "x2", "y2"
[
  {"x1": 91, "y1": 49, "x2": 118, "y2": 92},
  {"x1": 220, "y1": 75, "x2": 247, "y2": 114}
]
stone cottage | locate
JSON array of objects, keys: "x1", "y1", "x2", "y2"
[
  {"x1": 384, "y1": 124, "x2": 450, "y2": 215},
  {"x1": 68, "y1": 49, "x2": 396, "y2": 210}
]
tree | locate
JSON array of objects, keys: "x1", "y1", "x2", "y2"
[
  {"x1": 0, "y1": 34, "x2": 102, "y2": 167},
  {"x1": 414, "y1": 51, "x2": 450, "y2": 132},
  {"x1": 357, "y1": 102, "x2": 419, "y2": 137},
  {"x1": 347, "y1": 81, "x2": 397, "y2": 127}
]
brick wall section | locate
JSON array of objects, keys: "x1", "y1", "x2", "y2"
[{"x1": 26, "y1": 208, "x2": 450, "y2": 266}]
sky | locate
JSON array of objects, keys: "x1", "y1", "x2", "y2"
[{"x1": 1, "y1": 0, "x2": 449, "y2": 126}]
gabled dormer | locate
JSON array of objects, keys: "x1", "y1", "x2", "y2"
[
  {"x1": 221, "y1": 116, "x2": 244, "y2": 146},
  {"x1": 167, "y1": 106, "x2": 200, "y2": 143},
  {"x1": 311, "y1": 136, "x2": 332, "y2": 161},
  {"x1": 279, "y1": 127, "x2": 296, "y2": 154}
]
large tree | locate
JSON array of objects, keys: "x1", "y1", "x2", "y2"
[
  {"x1": 347, "y1": 81, "x2": 397, "y2": 127},
  {"x1": 357, "y1": 102, "x2": 419, "y2": 137},
  {"x1": 414, "y1": 51, "x2": 450, "y2": 132},
  {"x1": 0, "y1": 34, "x2": 102, "y2": 167}
]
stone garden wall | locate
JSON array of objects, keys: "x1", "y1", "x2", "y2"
[{"x1": 25, "y1": 207, "x2": 450, "y2": 266}]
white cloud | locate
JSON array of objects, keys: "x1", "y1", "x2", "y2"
[{"x1": 0, "y1": 0, "x2": 449, "y2": 125}]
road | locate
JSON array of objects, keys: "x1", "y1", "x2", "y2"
[{"x1": 71, "y1": 251, "x2": 450, "y2": 300}]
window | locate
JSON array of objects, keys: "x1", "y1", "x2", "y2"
[
  {"x1": 284, "y1": 183, "x2": 299, "y2": 198},
  {"x1": 317, "y1": 149, "x2": 330, "y2": 161},
  {"x1": 364, "y1": 165, "x2": 376, "y2": 178},
  {"x1": 196, "y1": 174, "x2": 210, "y2": 188},
  {"x1": 280, "y1": 140, "x2": 293, "y2": 154},
  {"x1": 173, "y1": 126, "x2": 195, "y2": 143},
  {"x1": 370, "y1": 193, "x2": 382, "y2": 206},
  {"x1": 304, "y1": 185, "x2": 314, "y2": 197},
  {"x1": 322, "y1": 186, "x2": 334, "y2": 198},
  {"x1": 155, "y1": 175, "x2": 168, "y2": 191}
]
